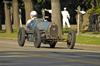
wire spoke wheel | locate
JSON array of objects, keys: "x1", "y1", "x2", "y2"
[
  {"x1": 67, "y1": 30, "x2": 76, "y2": 49},
  {"x1": 18, "y1": 27, "x2": 26, "y2": 47},
  {"x1": 34, "y1": 28, "x2": 41, "y2": 48}
]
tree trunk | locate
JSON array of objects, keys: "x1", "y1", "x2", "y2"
[
  {"x1": 0, "y1": 2, "x2": 2, "y2": 30},
  {"x1": 81, "y1": 13, "x2": 90, "y2": 32},
  {"x1": 4, "y1": 2, "x2": 13, "y2": 33},
  {"x1": 96, "y1": 0, "x2": 100, "y2": 7},
  {"x1": 0, "y1": 23, "x2": 2, "y2": 30},
  {"x1": 77, "y1": 6, "x2": 80, "y2": 35},
  {"x1": 51, "y1": 0, "x2": 62, "y2": 38},
  {"x1": 12, "y1": 0, "x2": 20, "y2": 29},
  {"x1": 0, "y1": 15, "x2": 2, "y2": 30},
  {"x1": 24, "y1": 0, "x2": 33, "y2": 22}
]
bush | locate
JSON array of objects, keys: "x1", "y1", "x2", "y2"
[{"x1": 88, "y1": 7, "x2": 100, "y2": 14}]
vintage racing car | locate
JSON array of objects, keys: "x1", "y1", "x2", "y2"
[{"x1": 17, "y1": 18, "x2": 76, "y2": 49}]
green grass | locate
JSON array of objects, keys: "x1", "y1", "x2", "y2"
[
  {"x1": 63, "y1": 32, "x2": 100, "y2": 45},
  {"x1": 0, "y1": 30, "x2": 17, "y2": 40},
  {"x1": 76, "y1": 35, "x2": 100, "y2": 45},
  {"x1": 0, "y1": 30, "x2": 100, "y2": 45}
]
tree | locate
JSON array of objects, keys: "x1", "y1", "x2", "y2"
[
  {"x1": 0, "y1": 1, "x2": 3, "y2": 30},
  {"x1": 0, "y1": 14, "x2": 2, "y2": 30},
  {"x1": 24, "y1": 0, "x2": 33, "y2": 22},
  {"x1": 4, "y1": 1, "x2": 13, "y2": 33},
  {"x1": 96, "y1": 0, "x2": 100, "y2": 7},
  {"x1": 51, "y1": 0, "x2": 62, "y2": 38},
  {"x1": 91, "y1": 0, "x2": 100, "y2": 7},
  {"x1": 12, "y1": 0, "x2": 20, "y2": 29}
]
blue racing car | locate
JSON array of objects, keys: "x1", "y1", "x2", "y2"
[{"x1": 17, "y1": 18, "x2": 76, "y2": 49}]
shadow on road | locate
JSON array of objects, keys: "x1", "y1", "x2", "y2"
[{"x1": 0, "y1": 51, "x2": 100, "y2": 66}]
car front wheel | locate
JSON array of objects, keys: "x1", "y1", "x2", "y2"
[
  {"x1": 67, "y1": 30, "x2": 76, "y2": 49},
  {"x1": 34, "y1": 28, "x2": 41, "y2": 48},
  {"x1": 18, "y1": 27, "x2": 26, "y2": 47}
]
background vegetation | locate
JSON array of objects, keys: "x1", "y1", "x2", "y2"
[{"x1": 0, "y1": 0, "x2": 100, "y2": 45}]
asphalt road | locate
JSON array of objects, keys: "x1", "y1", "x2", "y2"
[{"x1": 0, "y1": 40, "x2": 100, "y2": 66}]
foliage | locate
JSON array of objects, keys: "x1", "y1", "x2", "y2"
[
  {"x1": 87, "y1": 7, "x2": 100, "y2": 14},
  {"x1": 37, "y1": 0, "x2": 45, "y2": 4},
  {"x1": 87, "y1": 0, "x2": 100, "y2": 14}
]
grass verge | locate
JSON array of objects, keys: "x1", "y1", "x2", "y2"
[
  {"x1": 0, "y1": 30, "x2": 17, "y2": 40},
  {"x1": 0, "y1": 30, "x2": 100, "y2": 45},
  {"x1": 76, "y1": 35, "x2": 100, "y2": 45}
]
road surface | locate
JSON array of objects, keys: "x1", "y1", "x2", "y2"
[{"x1": 0, "y1": 40, "x2": 100, "y2": 66}]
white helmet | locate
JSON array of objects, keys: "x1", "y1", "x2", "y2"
[
  {"x1": 64, "y1": 7, "x2": 67, "y2": 10},
  {"x1": 30, "y1": 11, "x2": 37, "y2": 18}
]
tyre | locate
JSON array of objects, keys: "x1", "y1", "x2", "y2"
[
  {"x1": 49, "y1": 41, "x2": 57, "y2": 48},
  {"x1": 34, "y1": 28, "x2": 41, "y2": 48},
  {"x1": 18, "y1": 27, "x2": 26, "y2": 47},
  {"x1": 67, "y1": 30, "x2": 76, "y2": 49}
]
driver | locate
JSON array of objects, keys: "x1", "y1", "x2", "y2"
[{"x1": 26, "y1": 11, "x2": 37, "y2": 29}]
